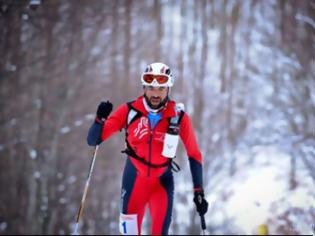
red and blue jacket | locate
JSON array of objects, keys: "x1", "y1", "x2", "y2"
[{"x1": 87, "y1": 95, "x2": 204, "y2": 191}]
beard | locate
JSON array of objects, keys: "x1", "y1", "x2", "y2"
[{"x1": 144, "y1": 94, "x2": 168, "y2": 110}]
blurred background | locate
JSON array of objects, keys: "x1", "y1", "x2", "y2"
[{"x1": 0, "y1": 0, "x2": 314, "y2": 235}]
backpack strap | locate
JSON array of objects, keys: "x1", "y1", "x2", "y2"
[
  {"x1": 122, "y1": 101, "x2": 185, "y2": 171},
  {"x1": 122, "y1": 140, "x2": 171, "y2": 168},
  {"x1": 126, "y1": 101, "x2": 142, "y2": 128},
  {"x1": 168, "y1": 103, "x2": 185, "y2": 133},
  {"x1": 166, "y1": 103, "x2": 185, "y2": 172},
  {"x1": 123, "y1": 101, "x2": 171, "y2": 168}
]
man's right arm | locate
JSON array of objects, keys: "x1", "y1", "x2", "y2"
[
  {"x1": 87, "y1": 118, "x2": 104, "y2": 146},
  {"x1": 87, "y1": 102, "x2": 128, "y2": 146},
  {"x1": 87, "y1": 101, "x2": 113, "y2": 146}
]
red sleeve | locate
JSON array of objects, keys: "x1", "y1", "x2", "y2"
[
  {"x1": 101, "y1": 103, "x2": 128, "y2": 141},
  {"x1": 179, "y1": 113, "x2": 203, "y2": 164}
]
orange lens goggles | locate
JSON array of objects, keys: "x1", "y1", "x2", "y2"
[{"x1": 143, "y1": 74, "x2": 169, "y2": 84}]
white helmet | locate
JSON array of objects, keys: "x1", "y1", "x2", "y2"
[{"x1": 141, "y1": 62, "x2": 174, "y2": 87}]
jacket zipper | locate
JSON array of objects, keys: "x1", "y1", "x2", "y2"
[
  {"x1": 147, "y1": 129, "x2": 153, "y2": 177},
  {"x1": 147, "y1": 116, "x2": 164, "y2": 177}
]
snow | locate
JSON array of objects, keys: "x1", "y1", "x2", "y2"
[
  {"x1": 34, "y1": 171, "x2": 41, "y2": 179},
  {"x1": 10, "y1": 118, "x2": 17, "y2": 126},
  {"x1": 67, "y1": 175, "x2": 77, "y2": 184},
  {"x1": 85, "y1": 113, "x2": 95, "y2": 121},
  {"x1": 60, "y1": 126, "x2": 70, "y2": 134},
  {"x1": 57, "y1": 172, "x2": 63, "y2": 179},
  {"x1": 40, "y1": 204, "x2": 48, "y2": 211},
  {"x1": 58, "y1": 184, "x2": 66, "y2": 192},
  {"x1": 211, "y1": 133, "x2": 220, "y2": 143},
  {"x1": 253, "y1": 119, "x2": 265, "y2": 129},
  {"x1": 102, "y1": 210, "x2": 109, "y2": 219},
  {"x1": 29, "y1": 149, "x2": 37, "y2": 159},
  {"x1": 176, "y1": 201, "x2": 193, "y2": 232},
  {"x1": 68, "y1": 63, "x2": 78, "y2": 71},
  {"x1": 286, "y1": 188, "x2": 313, "y2": 208},
  {"x1": 293, "y1": 114, "x2": 304, "y2": 125},
  {"x1": 296, "y1": 13, "x2": 315, "y2": 29},
  {"x1": 208, "y1": 146, "x2": 315, "y2": 235},
  {"x1": 90, "y1": 46, "x2": 102, "y2": 56},
  {"x1": 22, "y1": 13, "x2": 29, "y2": 21},
  {"x1": 0, "y1": 222, "x2": 7, "y2": 232},
  {"x1": 59, "y1": 198, "x2": 67, "y2": 204},
  {"x1": 225, "y1": 165, "x2": 286, "y2": 234},
  {"x1": 74, "y1": 120, "x2": 83, "y2": 127},
  {"x1": 34, "y1": 99, "x2": 42, "y2": 109}
]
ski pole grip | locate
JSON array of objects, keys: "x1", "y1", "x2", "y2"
[{"x1": 200, "y1": 214, "x2": 206, "y2": 230}]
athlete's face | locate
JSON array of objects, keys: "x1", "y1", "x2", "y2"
[{"x1": 144, "y1": 86, "x2": 168, "y2": 109}]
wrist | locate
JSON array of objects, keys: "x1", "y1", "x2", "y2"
[
  {"x1": 194, "y1": 188, "x2": 204, "y2": 195},
  {"x1": 95, "y1": 116, "x2": 104, "y2": 124},
  {"x1": 194, "y1": 187, "x2": 203, "y2": 192}
]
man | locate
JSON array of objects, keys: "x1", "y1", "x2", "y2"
[{"x1": 87, "y1": 62, "x2": 208, "y2": 235}]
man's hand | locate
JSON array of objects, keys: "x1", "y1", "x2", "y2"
[
  {"x1": 193, "y1": 190, "x2": 208, "y2": 216},
  {"x1": 96, "y1": 101, "x2": 113, "y2": 120}
]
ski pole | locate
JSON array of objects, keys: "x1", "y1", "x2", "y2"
[
  {"x1": 197, "y1": 194, "x2": 207, "y2": 235},
  {"x1": 200, "y1": 214, "x2": 206, "y2": 235},
  {"x1": 73, "y1": 145, "x2": 99, "y2": 235}
]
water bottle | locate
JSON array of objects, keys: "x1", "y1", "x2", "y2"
[{"x1": 162, "y1": 124, "x2": 180, "y2": 158}]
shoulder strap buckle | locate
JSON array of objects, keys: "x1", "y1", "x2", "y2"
[{"x1": 170, "y1": 102, "x2": 185, "y2": 126}]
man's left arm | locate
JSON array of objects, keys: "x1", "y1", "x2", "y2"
[{"x1": 179, "y1": 113, "x2": 208, "y2": 216}]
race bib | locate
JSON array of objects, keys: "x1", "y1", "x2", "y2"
[{"x1": 119, "y1": 213, "x2": 138, "y2": 235}]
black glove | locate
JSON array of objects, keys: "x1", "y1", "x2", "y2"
[
  {"x1": 96, "y1": 101, "x2": 113, "y2": 120},
  {"x1": 193, "y1": 190, "x2": 208, "y2": 216}
]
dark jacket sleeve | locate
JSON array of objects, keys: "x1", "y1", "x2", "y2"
[
  {"x1": 87, "y1": 103, "x2": 128, "y2": 146},
  {"x1": 179, "y1": 113, "x2": 204, "y2": 191},
  {"x1": 87, "y1": 120, "x2": 103, "y2": 146},
  {"x1": 189, "y1": 158, "x2": 203, "y2": 191}
]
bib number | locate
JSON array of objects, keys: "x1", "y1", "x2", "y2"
[{"x1": 119, "y1": 213, "x2": 138, "y2": 235}]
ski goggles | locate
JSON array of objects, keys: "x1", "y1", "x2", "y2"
[{"x1": 142, "y1": 74, "x2": 170, "y2": 85}]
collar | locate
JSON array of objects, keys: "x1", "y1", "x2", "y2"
[
  {"x1": 143, "y1": 97, "x2": 160, "y2": 113},
  {"x1": 130, "y1": 95, "x2": 177, "y2": 118}
]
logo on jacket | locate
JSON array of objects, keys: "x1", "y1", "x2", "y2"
[{"x1": 134, "y1": 117, "x2": 149, "y2": 139}]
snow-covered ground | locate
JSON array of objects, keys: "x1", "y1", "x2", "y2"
[{"x1": 208, "y1": 146, "x2": 315, "y2": 235}]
